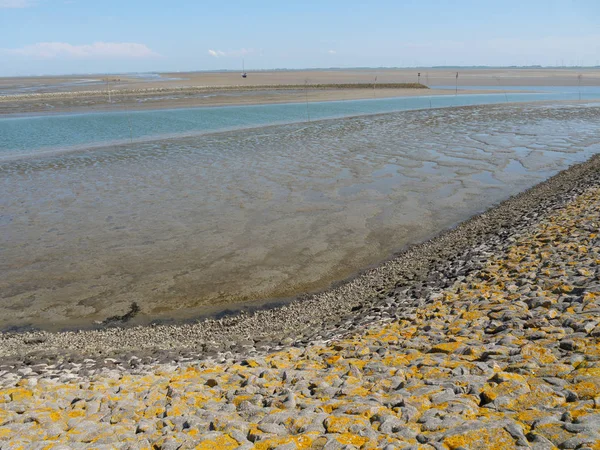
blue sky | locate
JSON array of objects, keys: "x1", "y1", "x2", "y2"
[{"x1": 1, "y1": 0, "x2": 599, "y2": 76}]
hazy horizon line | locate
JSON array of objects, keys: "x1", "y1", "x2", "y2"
[{"x1": 3, "y1": 64, "x2": 600, "y2": 79}]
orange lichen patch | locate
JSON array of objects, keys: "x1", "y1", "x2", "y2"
[
  {"x1": 419, "y1": 366, "x2": 452, "y2": 380},
  {"x1": 480, "y1": 380, "x2": 528, "y2": 404},
  {"x1": 334, "y1": 433, "x2": 370, "y2": 447},
  {"x1": 0, "y1": 428, "x2": 15, "y2": 440},
  {"x1": 491, "y1": 372, "x2": 527, "y2": 383},
  {"x1": 142, "y1": 405, "x2": 165, "y2": 419},
  {"x1": 398, "y1": 326, "x2": 418, "y2": 338},
  {"x1": 184, "y1": 392, "x2": 211, "y2": 407},
  {"x1": 253, "y1": 432, "x2": 320, "y2": 450},
  {"x1": 461, "y1": 311, "x2": 483, "y2": 321},
  {"x1": 66, "y1": 409, "x2": 86, "y2": 419},
  {"x1": 295, "y1": 359, "x2": 327, "y2": 370},
  {"x1": 584, "y1": 291, "x2": 600, "y2": 301},
  {"x1": 346, "y1": 359, "x2": 367, "y2": 370},
  {"x1": 443, "y1": 426, "x2": 516, "y2": 450},
  {"x1": 584, "y1": 343, "x2": 600, "y2": 358},
  {"x1": 506, "y1": 390, "x2": 565, "y2": 411},
  {"x1": 534, "y1": 422, "x2": 576, "y2": 445},
  {"x1": 514, "y1": 409, "x2": 552, "y2": 426},
  {"x1": 242, "y1": 359, "x2": 261, "y2": 368},
  {"x1": 324, "y1": 416, "x2": 370, "y2": 433},
  {"x1": 231, "y1": 395, "x2": 254, "y2": 407},
  {"x1": 521, "y1": 344, "x2": 558, "y2": 364},
  {"x1": 429, "y1": 342, "x2": 462, "y2": 354},
  {"x1": 195, "y1": 434, "x2": 239, "y2": 450},
  {"x1": 534, "y1": 363, "x2": 574, "y2": 378},
  {"x1": 571, "y1": 379, "x2": 600, "y2": 400},
  {"x1": 325, "y1": 354, "x2": 342, "y2": 365},
  {"x1": 572, "y1": 368, "x2": 600, "y2": 379},
  {"x1": 1, "y1": 185, "x2": 599, "y2": 448},
  {"x1": 343, "y1": 386, "x2": 371, "y2": 397},
  {"x1": 318, "y1": 402, "x2": 344, "y2": 414},
  {"x1": 7, "y1": 388, "x2": 33, "y2": 402}
]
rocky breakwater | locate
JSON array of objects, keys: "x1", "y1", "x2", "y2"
[{"x1": 1, "y1": 158, "x2": 600, "y2": 448}]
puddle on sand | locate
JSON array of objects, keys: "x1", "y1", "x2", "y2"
[{"x1": 1, "y1": 103, "x2": 600, "y2": 330}]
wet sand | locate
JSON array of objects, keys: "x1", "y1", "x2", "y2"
[
  {"x1": 2, "y1": 67, "x2": 599, "y2": 93},
  {"x1": 2, "y1": 102, "x2": 600, "y2": 331},
  {"x1": 0, "y1": 87, "x2": 473, "y2": 116},
  {"x1": 2, "y1": 67, "x2": 599, "y2": 331},
  {"x1": 2, "y1": 67, "x2": 598, "y2": 115}
]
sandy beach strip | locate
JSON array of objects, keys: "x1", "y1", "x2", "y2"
[
  {"x1": 0, "y1": 84, "x2": 485, "y2": 116},
  {"x1": 3, "y1": 66, "x2": 598, "y2": 115},
  {"x1": 0, "y1": 154, "x2": 599, "y2": 448},
  {"x1": 2, "y1": 68, "x2": 599, "y2": 93}
]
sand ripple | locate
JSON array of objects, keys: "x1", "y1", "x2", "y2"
[{"x1": 1, "y1": 103, "x2": 599, "y2": 329}]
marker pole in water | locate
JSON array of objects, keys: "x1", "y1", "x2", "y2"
[
  {"x1": 578, "y1": 74, "x2": 582, "y2": 101},
  {"x1": 455, "y1": 72, "x2": 459, "y2": 95},
  {"x1": 304, "y1": 79, "x2": 311, "y2": 122},
  {"x1": 495, "y1": 76, "x2": 508, "y2": 103},
  {"x1": 127, "y1": 114, "x2": 133, "y2": 143},
  {"x1": 119, "y1": 89, "x2": 134, "y2": 143}
]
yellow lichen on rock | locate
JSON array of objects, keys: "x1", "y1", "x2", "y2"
[{"x1": 1, "y1": 181, "x2": 600, "y2": 449}]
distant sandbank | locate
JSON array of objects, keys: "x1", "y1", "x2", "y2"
[
  {"x1": 0, "y1": 84, "x2": 486, "y2": 115},
  {"x1": 2, "y1": 67, "x2": 598, "y2": 115}
]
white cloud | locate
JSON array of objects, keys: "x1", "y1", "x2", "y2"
[
  {"x1": 5, "y1": 42, "x2": 160, "y2": 59},
  {"x1": 208, "y1": 48, "x2": 255, "y2": 58},
  {"x1": 328, "y1": 50, "x2": 336, "y2": 54},
  {"x1": 0, "y1": 0, "x2": 34, "y2": 7}
]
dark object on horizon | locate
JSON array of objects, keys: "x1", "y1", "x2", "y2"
[
  {"x1": 418, "y1": 72, "x2": 421, "y2": 84},
  {"x1": 242, "y1": 59, "x2": 247, "y2": 78}
]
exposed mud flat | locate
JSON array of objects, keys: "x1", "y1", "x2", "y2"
[{"x1": 1, "y1": 102, "x2": 600, "y2": 330}]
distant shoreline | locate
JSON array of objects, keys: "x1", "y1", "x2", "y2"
[
  {"x1": 2, "y1": 65, "x2": 600, "y2": 79},
  {"x1": 0, "y1": 83, "x2": 429, "y2": 101},
  {"x1": 2, "y1": 67, "x2": 598, "y2": 115},
  {"x1": 0, "y1": 85, "x2": 488, "y2": 116}
]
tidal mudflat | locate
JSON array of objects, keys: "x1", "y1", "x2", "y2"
[
  {"x1": 1, "y1": 102, "x2": 600, "y2": 330},
  {"x1": 1, "y1": 151, "x2": 600, "y2": 449}
]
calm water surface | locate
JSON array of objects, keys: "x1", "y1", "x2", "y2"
[
  {"x1": 1, "y1": 99, "x2": 600, "y2": 330},
  {"x1": 2, "y1": 89, "x2": 600, "y2": 158}
]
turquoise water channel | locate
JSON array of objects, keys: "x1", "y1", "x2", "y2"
[
  {"x1": 2, "y1": 88, "x2": 600, "y2": 158},
  {"x1": 2, "y1": 87, "x2": 600, "y2": 330}
]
